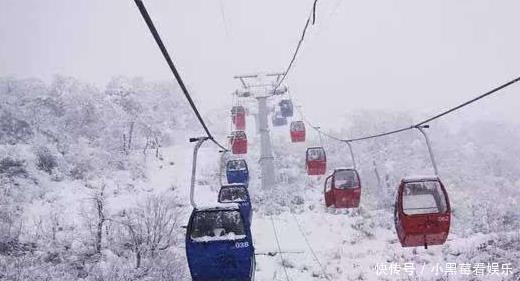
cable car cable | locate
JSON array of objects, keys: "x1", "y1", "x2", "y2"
[
  {"x1": 312, "y1": 0, "x2": 318, "y2": 24},
  {"x1": 219, "y1": 0, "x2": 230, "y2": 37},
  {"x1": 290, "y1": 213, "x2": 331, "y2": 281},
  {"x1": 274, "y1": 0, "x2": 319, "y2": 91},
  {"x1": 295, "y1": 75, "x2": 520, "y2": 144},
  {"x1": 270, "y1": 216, "x2": 291, "y2": 281},
  {"x1": 290, "y1": 91, "x2": 343, "y2": 143},
  {"x1": 342, "y1": 126, "x2": 414, "y2": 143},
  {"x1": 415, "y1": 75, "x2": 520, "y2": 126},
  {"x1": 344, "y1": 75, "x2": 520, "y2": 142},
  {"x1": 133, "y1": 0, "x2": 228, "y2": 151}
]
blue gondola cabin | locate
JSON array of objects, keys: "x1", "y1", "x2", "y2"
[
  {"x1": 226, "y1": 159, "x2": 249, "y2": 185},
  {"x1": 279, "y1": 99, "x2": 294, "y2": 117},
  {"x1": 218, "y1": 184, "x2": 253, "y2": 226},
  {"x1": 272, "y1": 112, "x2": 287, "y2": 127},
  {"x1": 186, "y1": 205, "x2": 255, "y2": 281}
]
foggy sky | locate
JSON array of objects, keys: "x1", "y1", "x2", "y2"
[{"x1": 1, "y1": 0, "x2": 519, "y2": 129}]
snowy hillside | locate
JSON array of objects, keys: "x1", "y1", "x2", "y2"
[{"x1": 0, "y1": 76, "x2": 519, "y2": 281}]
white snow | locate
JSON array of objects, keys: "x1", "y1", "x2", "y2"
[
  {"x1": 2, "y1": 77, "x2": 519, "y2": 281},
  {"x1": 402, "y1": 175, "x2": 439, "y2": 182},
  {"x1": 191, "y1": 233, "x2": 247, "y2": 242}
]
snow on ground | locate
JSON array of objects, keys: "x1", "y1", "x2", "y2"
[
  {"x1": 2, "y1": 78, "x2": 518, "y2": 280},
  {"x1": 4, "y1": 121, "x2": 517, "y2": 281},
  {"x1": 151, "y1": 115, "x2": 519, "y2": 281}
]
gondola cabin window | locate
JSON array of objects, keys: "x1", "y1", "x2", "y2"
[
  {"x1": 190, "y1": 210, "x2": 246, "y2": 241},
  {"x1": 402, "y1": 181, "x2": 448, "y2": 215},
  {"x1": 308, "y1": 148, "x2": 324, "y2": 160},
  {"x1": 233, "y1": 131, "x2": 246, "y2": 139},
  {"x1": 334, "y1": 169, "x2": 359, "y2": 189},
  {"x1": 219, "y1": 186, "x2": 249, "y2": 203},
  {"x1": 228, "y1": 160, "x2": 246, "y2": 171},
  {"x1": 291, "y1": 121, "x2": 304, "y2": 131}
]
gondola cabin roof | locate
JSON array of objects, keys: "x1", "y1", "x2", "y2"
[
  {"x1": 218, "y1": 185, "x2": 249, "y2": 203},
  {"x1": 326, "y1": 167, "x2": 357, "y2": 176},
  {"x1": 195, "y1": 203, "x2": 240, "y2": 211},
  {"x1": 307, "y1": 146, "x2": 325, "y2": 150},
  {"x1": 221, "y1": 183, "x2": 248, "y2": 188},
  {"x1": 401, "y1": 175, "x2": 440, "y2": 183},
  {"x1": 290, "y1": 121, "x2": 305, "y2": 129},
  {"x1": 334, "y1": 167, "x2": 356, "y2": 171},
  {"x1": 231, "y1": 106, "x2": 245, "y2": 113}
]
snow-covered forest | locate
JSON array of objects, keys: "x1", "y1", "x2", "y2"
[
  {"x1": 0, "y1": 76, "x2": 519, "y2": 280},
  {"x1": 0, "y1": 76, "x2": 197, "y2": 280}
]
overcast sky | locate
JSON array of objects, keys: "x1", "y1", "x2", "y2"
[{"x1": 1, "y1": 0, "x2": 519, "y2": 129}]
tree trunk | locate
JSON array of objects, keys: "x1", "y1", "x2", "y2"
[
  {"x1": 94, "y1": 187, "x2": 105, "y2": 255},
  {"x1": 95, "y1": 202, "x2": 104, "y2": 254},
  {"x1": 122, "y1": 134, "x2": 127, "y2": 154},
  {"x1": 135, "y1": 250, "x2": 141, "y2": 269},
  {"x1": 128, "y1": 122, "x2": 134, "y2": 152},
  {"x1": 154, "y1": 135, "x2": 160, "y2": 159}
]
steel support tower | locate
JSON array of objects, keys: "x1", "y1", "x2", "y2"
[{"x1": 233, "y1": 73, "x2": 287, "y2": 189}]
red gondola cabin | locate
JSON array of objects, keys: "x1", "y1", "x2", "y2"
[
  {"x1": 230, "y1": 130, "x2": 247, "y2": 154},
  {"x1": 231, "y1": 106, "x2": 246, "y2": 130},
  {"x1": 306, "y1": 147, "x2": 326, "y2": 175},
  {"x1": 324, "y1": 168, "x2": 361, "y2": 209},
  {"x1": 290, "y1": 121, "x2": 306, "y2": 143},
  {"x1": 394, "y1": 176, "x2": 451, "y2": 249}
]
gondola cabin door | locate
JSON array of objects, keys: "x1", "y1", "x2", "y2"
[{"x1": 324, "y1": 174, "x2": 334, "y2": 207}]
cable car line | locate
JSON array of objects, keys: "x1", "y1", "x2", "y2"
[
  {"x1": 294, "y1": 75, "x2": 520, "y2": 144},
  {"x1": 133, "y1": 0, "x2": 228, "y2": 151},
  {"x1": 270, "y1": 216, "x2": 291, "y2": 281},
  {"x1": 290, "y1": 213, "x2": 331, "y2": 281},
  {"x1": 287, "y1": 88, "x2": 339, "y2": 142},
  {"x1": 292, "y1": 93, "x2": 343, "y2": 143},
  {"x1": 415, "y1": 75, "x2": 520, "y2": 126},
  {"x1": 342, "y1": 126, "x2": 415, "y2": 143},
  {"x1": 274, "y1": 17, "x2": 310, "y2": 92},
  {"x1": 274, "y1": 0, "x2": 319, "y2": 91},
  {"x1": 219, "y1": 0, "x2": 230, "y2": 37},
  {"x1": 344, "y1": 75, "x2": 520, "y2": 142},
  {"x1": 312, "y1": 0, "x2": 318, "y2": 24}
]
